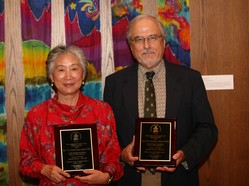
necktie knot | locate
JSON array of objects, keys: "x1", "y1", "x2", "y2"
[{"x1": 146, "y1": 71, "x2": 155, "y2": 80}]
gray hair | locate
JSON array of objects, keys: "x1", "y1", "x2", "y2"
[
  {"x1": 46, "y1": 45, "x2": 88, "y2": 84},
  {"x1": 126, "y1": 14, "x2": 166, "y2": 43}
]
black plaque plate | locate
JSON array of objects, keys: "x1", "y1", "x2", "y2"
[
  {"x1": 54, "y1": 124, "x2": 99, "y2": 176},
  {"x1": 134, "y1": 118, "x2": 176, "y2": 167}
]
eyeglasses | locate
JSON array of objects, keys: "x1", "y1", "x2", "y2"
[{"x1": 130, "y1": 34, "x2": 163, "y2": 45}]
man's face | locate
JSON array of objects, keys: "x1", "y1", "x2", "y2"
[{"x1": 129, "y1": 18, "x2": 166, "y2": 70}]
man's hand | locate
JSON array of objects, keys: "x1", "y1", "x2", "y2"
[
  {"x1": 156, "y1": 150, "x2": 186, "y2": 172},
  {"x1": 41, "y1": 164, "x2": 70, "y2": 183},
  {"x1": 120, "y1": 136, "x2": 138, "y2": 166}
]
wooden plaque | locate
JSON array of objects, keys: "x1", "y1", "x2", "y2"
[
  {"x1": 134, "y1": 118, "x2": 177, "y2": 167},
  {"x1": 54, "y1": 124, "x2": 99, "y2": 176}
]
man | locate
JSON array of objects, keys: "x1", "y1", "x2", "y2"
[{"x1": 104, "y1": 14, "x2": 218, "y2": 186}]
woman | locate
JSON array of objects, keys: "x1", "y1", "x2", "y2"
[{"x1": 19, "y1": 45, "x2": 124, "y2": 185}]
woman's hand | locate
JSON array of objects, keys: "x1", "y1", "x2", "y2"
[
  {"x1": 74, "y1": 170, "x2": 110, "y2": 184},
  {"x1": 41, "y1": 164, "x2": 70, "y2": 183}
]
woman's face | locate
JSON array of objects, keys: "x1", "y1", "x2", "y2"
[{"x1": 51, "y1": 53, "x2": 84, "y2": 98}]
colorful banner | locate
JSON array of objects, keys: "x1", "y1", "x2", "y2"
[
  {"x1": 159, "y1": 0, "x2": 190, "y2": 67},
  {"x1": 21, "y1": 0, "x2": 51, "y2": 111},
  {"x1": 65, "y1": 0, "x2": 102, "y2": 100},
  {"x1": 0, "y1": 0, "x2": 8, "y2": 185}
]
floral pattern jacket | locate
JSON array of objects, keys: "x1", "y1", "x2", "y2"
[{"x1": 19, "y1": 93, "x2": 124, "y2": 186}]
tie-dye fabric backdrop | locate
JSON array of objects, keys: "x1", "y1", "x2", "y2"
[
  {"x1": 0, "y1": 0, "x2": 7, "y2": 185},
  {"x1": 21, "y1": 0, "x2": 52, "y2": 111},
  {"x1": 159, "y1": 0, "x2": 190, "y2": 67}
]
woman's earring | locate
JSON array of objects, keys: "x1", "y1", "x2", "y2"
[
  {"x1": 82, "y1": 81, "x2": 85, "y2": 85},
  {"x1": 51, "y1": 82, "x2": 54, "y2": 87}
]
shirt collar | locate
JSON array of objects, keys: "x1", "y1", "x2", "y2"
[{"x1": 138, "y1": 60, "x2": 165, "y2": 77}]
